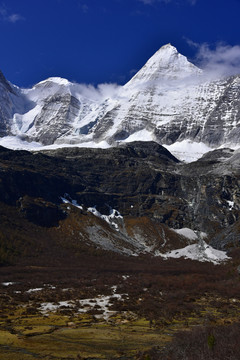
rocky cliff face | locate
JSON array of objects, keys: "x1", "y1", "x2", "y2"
[
  {"x1": 0, "y1": 71, "x2": 20, "y2": 136},
  {"x1": 42, "y1": 142, "x2": 240, "y2": 247},
  {"x1": 0, "y1": 142, "x2": 239, "y2": 263},
  {"x1": 0, "y1": 44, "x2": 240, "y2": 155},
  {"x1": 97, "y1": 45, "x2": 240, "y2": 148},
  {"x1": 0, "y1": 44, "x2": 239, "y2": 263}
]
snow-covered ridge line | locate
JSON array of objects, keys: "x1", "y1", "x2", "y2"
[
  {"x1": 1, "y1": 43, "x2": 240, "y2": 161},
  {"x1": 126, "y1": 43, "x2": 202, "y2": 86},
  {"x1": 35, "y1": 77, "x2": 70, "y2": 87}
]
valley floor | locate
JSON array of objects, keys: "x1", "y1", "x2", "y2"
[{"x1": 1, "y1": 253, "x2": 240, "y2": 359}]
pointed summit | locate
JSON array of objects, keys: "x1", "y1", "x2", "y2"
[{"x1": 126, "y1": 43, "x2": 201, "y2": 86}]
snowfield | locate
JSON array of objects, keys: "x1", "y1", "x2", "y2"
[
  {"x1": 161, "y1": 240, "x2": 230, "y2": 264},
  {"x1": 1, "y1": 44, "x2": 240, "y2": 162}
]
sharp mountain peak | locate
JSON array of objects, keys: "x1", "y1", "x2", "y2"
[
  {"x1": 0, "y1": 43, "x2": 239, "y2": 159},
  {"x1": 126, "y1": 43, "x2": 202, "y2": 86}
]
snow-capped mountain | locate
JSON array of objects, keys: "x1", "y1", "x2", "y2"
[
  {"x1": 0, "y1": 44, "x2": 240, "y2": 158},
  {"x1": 126, "y1": 43, "x2": 202, "y2": 84}
]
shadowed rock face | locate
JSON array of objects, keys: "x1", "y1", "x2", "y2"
[
  {"x1": 0, "y1": 70, "x2": 15, "y2": 94},
  {"x1": 0, "y1": 70, "x2": 35, "y2": 137},
  {"x1": 0, "y1": 71, "x2": 16, "y2": 136},
  {"x1": 0, "y1": 141, "x2": 239, "y2": 263},
  {"x1": 17, "y1": 195, "x2": 67, "y2": 227}
]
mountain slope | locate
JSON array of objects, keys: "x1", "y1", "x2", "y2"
[
  {"x1": 95, "y1": 45, "x2": 240, "y2": 147},
  {"x1": 126, "y1": 43, "x2": 202, "y2": 84},
  {"x1": 0, "y1": 44, "x2": 240, "y2": 157},
  {"x1": 0, "y1": 142, "x2": 238, "y2": 265}
]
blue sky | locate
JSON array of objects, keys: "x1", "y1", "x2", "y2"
[{"x1": 1, "y1": 0, "x2": 240, "y2": 87}]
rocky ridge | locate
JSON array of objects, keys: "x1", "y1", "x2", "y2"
[
  {"x1": 0, "y1": 44, "x2": 240, "y2": 155},
  {"x1": 0, "y1": 142, "x2": 239, "y2": 264},
  {"x1": 0, "y1": 44, "x2": 240, "y2": 263}
]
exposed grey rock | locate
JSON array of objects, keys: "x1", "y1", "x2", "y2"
[
  {"x1": 0, "y1": 44, "x2": 240, "y2": 151},
  {"x1": 0, "y1": 141, "x2": 239, "y2": 255},
  {"x1": 0, "y1": 70, "x2": 15, "y2": 94},
  {"x1": 38, "y1": 142, "x2": 240, "y2": 249},
  {"x1": 32, "y1": 94, "x2": 81, "y2": 145}
]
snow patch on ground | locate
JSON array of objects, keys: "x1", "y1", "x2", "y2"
[
  {"x1": 61, "y1": 196, "x2": 123, "y2": 231},
  {"x1": 171, "y1": 228, "x2": 198, "y2": 241},
  {"x1": 2, "y1": 282, "x2": 16, "y2": 286},
  {"x1": 161, "y1": 240, "x2": 229, "y2": 264},
  {"x1": 61, "y1": 195, "x2": 83, "y2": 210},
  {"x1": 87, "y1": 206, "x2": 123, "y2": 231},
  {"x1": 154, "y1": 227, "x2": 228, "y2": 264},
  {"x1": 40, "y1": 301, "x2": 73, "y2": 313},
  {"x1": 227, "y1": 200, "x2": 234, "y2": 210},
  {"x1": 171, "y1": 227, "x2": 207, "y2": 241},
  {"x1": 39, "y1": 287, "x2": 127, "y2": 320},
  {"x1": 26, "y1": 288, "x2": 43, "y2": 293}
]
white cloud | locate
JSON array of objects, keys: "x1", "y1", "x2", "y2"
[
  {"x1": 7, "y1": 13, "x2": 24, "y2": 23},
  {"x1": 0, "y1": 4, "x2": 24, "y2": 23},
  {"x1": 97, "y1": 83, "x2": 121, "y2": 98},
  {"x1": 190, "y1": 41, "x2": 240, "y2": 79},
  {"x1": 72, "y1": 82, "x2": 122, "y2": 101}
]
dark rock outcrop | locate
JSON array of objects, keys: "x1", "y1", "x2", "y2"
[{"x1": 0, "y1": 141, "x2": 239, "y2": 256}]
